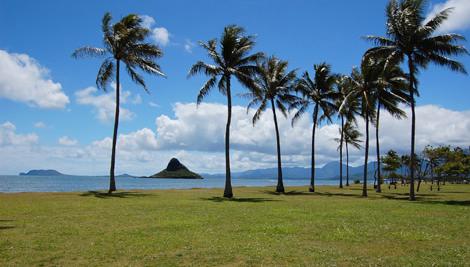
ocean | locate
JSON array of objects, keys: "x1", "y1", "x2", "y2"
[{"x1": 0, "y1": 175, "x2": 338, "y2": 193}]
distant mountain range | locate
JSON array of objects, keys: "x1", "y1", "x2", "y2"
[
  {"x1": 18, "y1": 161, "x2": 380, "y2": 180},
  {"x1": 202, "y1": 161, "x2": 378, "y2": 180}
]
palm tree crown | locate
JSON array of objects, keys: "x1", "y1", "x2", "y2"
[{"x1": 73, "y1": 13, "x2": 165, "y2": 90}]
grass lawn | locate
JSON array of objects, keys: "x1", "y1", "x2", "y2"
[{"x1": 1, "y1": 184, "x2": 470, "y2": 266}]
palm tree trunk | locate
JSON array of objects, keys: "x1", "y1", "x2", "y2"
[
  {"x1": 363, "y1": 109, "x2": 369, "y2": 197},
  {"x1": 271, "y1": 99, "x2": 284, "y2": 193},
  {"x1": 346, "y1": 141, "x2": 350, "y2": 186},
  {"x1": 407, "y1": 55, "x2": 416, "y2": 201},
  {"x1": 108, "y1": 59, "x2": 120, "y2": 194},
  {"x1": 224, "y1": 75, "x2": 233, "y2": 198},
  {"x1": 310, "y1": 104, "x2": 319, "y2": 192},
  {"x1": 376, "y1": 101, "x2": 382, "y2": 193},
  {"x1": 339, "y1": 116, "x2": 344, "y2": 188}
]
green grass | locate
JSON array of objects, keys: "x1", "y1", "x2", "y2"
[{"x1": 1, "y1": 184, "x2": 470, "y2": 266}]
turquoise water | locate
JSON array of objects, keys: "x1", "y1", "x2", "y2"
[{"x1": 0, "y1": 175, "x2": 338, "y2": 193}]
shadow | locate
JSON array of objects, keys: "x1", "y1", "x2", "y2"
[
  {"x1": 200, "y1": 197, "x2": 279, "y2": 203},
  {"x1": 263, "y1": 190, "x2": 312, "y2": 196},
  {"x1": 0, "y1": 226, "x2": 15, "y2": 230},
  {"x1": 0, "y1": 219, "x2": 14, "y2": 222},
  {"x1": 423, "y1": 200, "x2": 470, "y2": 206},
  {"x1": 314, "y1": 192, "x2": 363, "y2": 198},
  {"x1": 79, "y1": 191, "x2": 152, "y2": 199}
]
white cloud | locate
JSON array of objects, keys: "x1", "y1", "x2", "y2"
[
  {"x1": 0, "y1": 121, "x2": 38, "y2": 147},
  {"x1": 58, "y1": 136, "x2": 78, "y2": 146},
  {"x1": 1, "y1": 103, "x2": 469, "y2": 176},
  {"x1": 426, "y1": 0, "x2": 470, "y2": 33},
  {"x1": 140, "y1": 15, "x2": 155, "y2": 29},
  {"x1": 75, "y1": 85, "x2": 135, "y2": 123},
  {"x1": 0, "y1": 50, "x2": 69, "y2": 109},
  {"x1": 34, "y1": 121, "x2": 46, "y2": 128},
  {"x1": 140, "y1": 15, "x2": 170, "y2": 46},
  {"x1": 184, "y1": 40, "x2": 195, "y2": 53},
  {"x1": 152, "y1": 27, "x2": 170, "y2": 46}
]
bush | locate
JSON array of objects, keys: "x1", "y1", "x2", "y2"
[{"x1": 354, "y1": 179, "x2": 361, "y2": 184}]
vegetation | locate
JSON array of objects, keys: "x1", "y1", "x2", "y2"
[
  {"x1": 245, "y1": 56, "x2": 298, "y2": 193},
  {"x1": 292, "y1": 63, "x2": 338, "y2": 192},
  {"x1": 188, "y1": 25, "x2": 264, "y2": 198},
  {"x1": 2, "y1": 185, "x2": 470, "y2": 266},
  {"x1": 72, "y1": 13, "x2": 165, "y2": 193},
  {"x1": 66, "y1": 0, "x2": 467, "y2": 200},
  {"x1": 365, "y1": 0, "x2": 468, "y2": 200}
]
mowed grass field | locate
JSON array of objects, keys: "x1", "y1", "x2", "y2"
[{"x1": 1, "y1": 184, "x2": 470, "y2": 266}]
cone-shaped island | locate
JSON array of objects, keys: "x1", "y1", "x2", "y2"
[{"x1": 147, "y1": 158, "x2": 202, "y2": 179}]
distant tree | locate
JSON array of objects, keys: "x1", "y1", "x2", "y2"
[
  {"x1": 245, "y1": 56, "x2": 298, "y2": 193},
  {"x1": 365, "y1": 0, "x2": 468, "y2": 200},
  {"x1": 292, "y1": 63, "x2": 338, "y2": 192},
  {"x1": 188, "y1": 25, "x2": 263, "y2": 198},
  {"x1": 382, "y1": 150, "x2": 401, "y2": 189},
  {"x1": 337, "y1": 121, "x2": 362, "y2": 186},
  {"x1": 73, "y1": 13, "x2": 165, "y2": 193}
]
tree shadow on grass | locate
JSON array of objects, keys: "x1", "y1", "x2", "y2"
[
  {"x1": 200, "y1": 197, "x2": 279, "y2": 203},
  {"x1": 263, "y1": 190, "x2": 361, "y2": 198},
  {"x1": 79, "y1": 191, "x2": 152, "y2": 199},
  {"x1": 0, "y1": 219, "x2": 15, "y2": 231}
]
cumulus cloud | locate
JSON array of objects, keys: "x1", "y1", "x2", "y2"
[
  {"x1": 0, "y1": 50, "x2": 69, "y2": 108},
  {"x1": 426, "y1": 0, "x2": 470, "y2": 33},
  {"x1": 58, "y1": 136, "x2": 78, "y2": 146},
  {"x1": 151, "y1": 27, "x2": 170, "y2": 46},
  {"x1": 0, "y1": 121, "x2": 38, "y2": 147},
  {"x1": 1, "y1": 103, "x2": 470, "y2": 175},
  {"x1": 139, "y1": 15, "x2": 170, "y2": 46},
  {"x1": 140, "y1": 15, "x2": 155, "y2": 29},
  {"x1": 75, "y1": 85, "x2": 135, "y2": 123}
]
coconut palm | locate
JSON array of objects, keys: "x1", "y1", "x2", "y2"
[
  {"x1": 72, "y1": 13, "x2": 165, "y2": 193},
  {"x1": 335, "y1": 76, "x2": 359, "y2": 188},
  {"x1": 188, "y1": 25, "x2": 263, "y2": 198},
  {"x1": 245, "y1": 56, "x2": 298, "y2": 193},
  {"x1": 365, "y1": 0, "x2": 468, "y2": 200},
  {"x1": 292, "y1": 63, "x2": 339, "y2": 192},
  {"x1": 343, "y1": 122, "x2": 363, "y2": 186},
  {"x1": 371, "y1": 58, "x2": 409, "y2": 193},
  {"x1": 342, "y1": 58, "x2": 379, "y2": 197}
]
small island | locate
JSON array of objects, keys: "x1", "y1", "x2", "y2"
[
  {"x1": 146, "y1": 158, "x2": 202, "y2": 179},
  {"x1": 19, "y1": 169, "x2": 65, "y2": 176}
]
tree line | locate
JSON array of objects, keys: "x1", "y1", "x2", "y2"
[{"x1": 73, "y1": 0, "x2": 468, "y2": 199}]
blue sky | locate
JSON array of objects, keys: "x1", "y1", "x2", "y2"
[{"x1": 0, "y1": 0, "x2": 469, "y2": 175}]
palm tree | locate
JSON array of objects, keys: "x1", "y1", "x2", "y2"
[
  {"x1": 371, "y1": 59, "x2": 409, "y2": 193},
  {"x1": 245, "y1": 56, "x2": 298, "y2": 193},
  {"x1": 335, "y1": 76, "x2": 359, "y2": 188},
  {"x1": 343, "y1": 122, "x2": 362, "y2": 186},
  {"x1": 365, "y1": 0, "x2": 468, "y2": 200},
  {"x1": 72, "y1": 13, "x2": 165, "y2": 193},
  {"x1": 343, "y1": 58, "x2": 379, "y2": 197},
  {"x1": 292, "y1": 63, "x2": 338, "y2": 192},
  {"x1": 188, "y1": 25, "x2": 263, "y2": 198}
]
